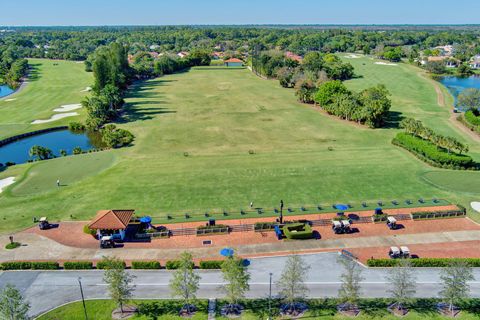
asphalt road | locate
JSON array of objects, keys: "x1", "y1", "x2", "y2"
[{"x1": 2, "y1": 252, "x2": 480, "y2": 317}]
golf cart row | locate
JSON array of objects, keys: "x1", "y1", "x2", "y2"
[
  {"x1": 332, "y1": 220, "x2": 352, "y2": 234},
  {"x1": 389, "y1": 246, "x2": 410, "y2": 259}
]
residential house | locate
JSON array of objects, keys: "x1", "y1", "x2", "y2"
[
  {"x1": 434, "y1": 45, "x2": 455, "y2": 57},
  {"x1": 470, "y1": 55, "x2": 480, "y2": 69},
  {"x1": 177, "y1": 51, "x2": 189, "y2": 58},
  {"x1": 285, "y1": 51, "x2": 303, "y2": 63}
]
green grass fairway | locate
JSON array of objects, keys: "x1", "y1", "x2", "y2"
[
  {"x1": 1, "y1": 63, "x2": 480, "y2": 233},
  {"x1": 0, "y1": 59, "x2": 92, "y2": 139}
]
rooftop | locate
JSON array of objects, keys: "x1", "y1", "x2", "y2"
[{"x1": 88, "y1": 209, "x2": 135, "y2": 230}]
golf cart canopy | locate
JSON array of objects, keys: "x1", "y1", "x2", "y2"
[
  {"x1": 400, "y1": 246, "x2": 410, "y2": 254},
  {"x1": 332, "y1": 221, "x2": 342, "y2": 227},
  {"x1": 387, "y1": 217, "x2": 397, "y2": 223},
  {"x1": 101, "y1": 236, "x2": 113, "y2": 241},
  {"x1": 390, "y1": 246, "x2": 400, "y2": 254},
  {"x1": 341, "y1": 220, "x2": 350, "y2": 227},
  {"x1": 39, "y1": 217, "x2": 47, "y2": 222}
]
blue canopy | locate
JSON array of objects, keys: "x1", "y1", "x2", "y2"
[
  {"x1": 334, "y1": 204, "x2": 349, "y2": 211},
  {"x1": 242, "y1": 259, "x2": 251, "y2": 267},
  {"x1": 220, "y1": 248, "x2": 234, "y2": 257},
  {"x1": 140, "y1": 216, "x2": 152, "y2": 223}
]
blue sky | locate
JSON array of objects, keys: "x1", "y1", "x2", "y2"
[{"x1": 2, "y1": 0, "x2": 479, "y2": 26}]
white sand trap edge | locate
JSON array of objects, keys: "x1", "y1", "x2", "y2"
[
  {"x1": 32, "y1": 112, "x2": 79, "y2": 124},
  {"x1": 375, "y1": 62, "x2": 398, "y2": 66},
  {"x1": 471, "y1": 202, "x2": 480, "y2": 213},
  {"x1": 4, "y1": 98, "x2": 17, "y2": 102},
  {"x1": 53, "y1": 103, "x2": 82, "y2": 112},
  {"x1": 0, "y1": 177, "x2": 15, "y2": 193},
  {"x1": 344, "y1": 54, "x2": 362, "y2": 59},
  {"x1": 80, "y1": 86, "x2": 92, "y2": 92}
]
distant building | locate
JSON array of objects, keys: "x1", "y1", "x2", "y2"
[
  {"x1": 224, "y1": 58, "x2": 243, "y2": 67},
  {"x1": 434, "y1": 45, "x2": 455, "y2": 57},
  {"x1": 212, "y1": 51, "x2": 224, "y2": 60},
  {"x1": 177, "y1": 51, "x2": 189, "y2": 58},
  {"x1": 285, "y1": 51, "x2": 303, "y2": 63}
]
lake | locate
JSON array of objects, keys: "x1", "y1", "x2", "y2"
[
  {"x1": 0, "y1": 85, "x2": 15, "y2": 98},
  {"x1": 0, "y1": 129, "x2": 104, "y2": 165},
  {"x1": 439, "y1": 75, "x2": 480, "y2": 110}
]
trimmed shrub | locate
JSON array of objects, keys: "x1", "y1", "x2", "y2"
[
  {"x1": 64, "y1": 261, "x2": 93, "y2": 270},
  {"x1": 254, "y1": 222, "x2": 277, "y2": 231},
  {"x1": 411, "y1": 209, "x2": 466, "y2": 220},
  {"x1": 96, "y1": 260, "x2": 126, "y2": 269},
  {"x1": 372, "y1": 214, "x2": 388, "y2": 223},
  {"x1": 392, "y1": 132, "x2": 474, "y2": 168},
  {"x1": 132, "y1": 261, "x2": 161, "y2": 269},
  {"x1": 196, "y1": 224, "x2": 229, "y2": 236},
  {"x1": 165, "y1": 260, "x2": 194, "y2": 270},
  {"x1": 5, "y1": 242, "x2": 21, "y2": 250},
  {"x1": 464, "y1": 110, "x2": 480, "y2": 127},
  {"x1": 199, "y1": 260, "x2": 224, "y2": 269},
  {"x1": 282, "y1": 223, "x2": 313, "y2": 239},
  {"x1": 1, "y1": 262, "x2": 32, "y2": 270},
  {"x1": 83, "y1": 224, "x2": 96, "y2": 238},
  {"x1": 31, "y1": 261, "x2": 59, "y2": 270},
  {"x1": 367, "y1": 258, "x2": 480, "y2": 267}
]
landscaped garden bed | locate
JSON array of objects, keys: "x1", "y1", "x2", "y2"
[
  {"x1": 411, "y1": 207, "x2": 466, "y2": 220},
  {"x1": 196, "y1": 224, "x2": 230, "y2": 236},
  {"x1": 282, "y1": 223, "x2": 313, "y2": 239}
]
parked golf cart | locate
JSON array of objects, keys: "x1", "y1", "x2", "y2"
[
  {"x1": 100, "y1": 236, "x2": 115, "y2": 249},
  {"x1": 389, "y1": 246, "x2": 401, "y2": 259},
  {"x1": 38, "y1": 217, "x2": 50, "y2": 230},
  {"x1": 332, "y1": 220, "x2": 343, "y2": 234},
  {"x1": 400, "y1": 246, "x2": 410, "y2": 258},
  {"x1": 387, "y1": 217, "x2": 397, "y2": 230},
  {"x1": 341, "y1": 220, "x2": 352, "y2": 233}
]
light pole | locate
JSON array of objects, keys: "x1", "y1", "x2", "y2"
[
  {"x1": 78, "y1": 277, "x2": 88, "y2": 320},
  {"x1": 268, "y1": 272, "x2": 273, "y2": 320}
]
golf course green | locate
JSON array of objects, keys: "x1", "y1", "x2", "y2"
[{"x1": 0, "y1": 57, "x2": 479, "y2": 233}]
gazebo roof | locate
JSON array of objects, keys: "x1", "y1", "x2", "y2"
[{"x1": 88, "y1": 209, "x2": 135, "y2": 230}]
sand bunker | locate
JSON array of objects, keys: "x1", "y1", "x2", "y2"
[
  {"x1": 80, "y1": 86, "x2": 92, "y2": 92},
  {"x1": 53, "y1": 103, "x2": 82, "y2": 112},
  {"x1": 32, "y1": 112, "x2": 79, "y2": 124},
  {"x1": 344, "y1": 54, "x2": 362, "y2": 59},
  {"x1": 0, "y1": 177, "x2": 15, "y2": 193},
  {"x1": 375, "y1": 62, "x2": 398, "y2": 66},
  {"x1": 4, "y1": 98, "x2": 17, "y2": 102},
  {"x1": 471, "y1": 202, "x2": 480, "y2": 213}
]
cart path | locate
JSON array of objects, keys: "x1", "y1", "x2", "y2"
[{"x1": 421, "y1": 70, "x2": 480, "y2": 143}]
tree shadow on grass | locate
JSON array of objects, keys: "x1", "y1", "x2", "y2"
[
  {"x1": 118, "y1": 105, "x2": 176, "y2": 123},
  {"x1": 382, "y1": 111, "x2": 405, "y2": 129},
  {"x1": 26, "y1": 63, "x2": 41, "y2": 82}
]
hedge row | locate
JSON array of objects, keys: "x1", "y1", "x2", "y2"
[
  {"x1": 367, "y1": 258, "x2": 480, "y2": 267},
  {"x1": 0, "y1": 260, "x2": 226, "y2": 270},
  {"x1": 1, "y1": 261, "x2": 59, "y2": 270},
  {"x1": 132, "y1": 261, "x2": 161, "y2": 269},
  {"x1": 96, "y1": 260, "x2": 127, "y2": 270},
  {"x1": 392, "y1": 132, "x2": 474, "y2": 168},
  {"x1": 464, "y1": 110, "x2": 480, "y2": 127},
  {"x1": 63, "y1": 261, "x2": 94, "y2": 270}
]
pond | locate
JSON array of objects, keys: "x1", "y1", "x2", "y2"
[
  {"x1": 0, "y1": 85, "x2": 15, "y2": 98},
  {"x1": 0, "y1": 129, "x2": 105, "y2": 165},
  {"x1": 438, "y1": 75, "x2": 480, "y2": 110}
]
